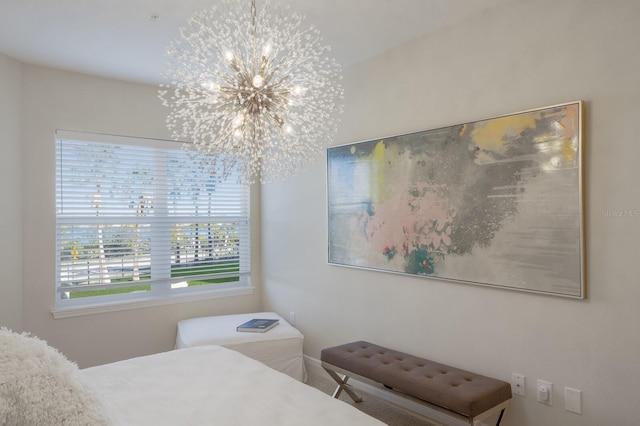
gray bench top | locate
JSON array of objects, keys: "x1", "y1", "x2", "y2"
[{"x1": 321, "y1": 341, "x2": 512, "y2": 418}]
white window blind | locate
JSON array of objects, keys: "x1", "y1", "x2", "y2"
[{"x1": 55, "y1": 130, "x2": 250, "y2": 307}]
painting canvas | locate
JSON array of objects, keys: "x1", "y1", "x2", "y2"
[{"x1": 327, "y1": 101, "x2": 584, "y2": 298}]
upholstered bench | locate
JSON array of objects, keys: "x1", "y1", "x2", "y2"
[{"x1": 321, "y1": 341, "x2": 512, "y2": 426}]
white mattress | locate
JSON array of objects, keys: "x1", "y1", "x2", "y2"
[
  {"x1": 82, "y1": 345, "x2": 384, "y2": 426},
  {"x1": 176, "y1": 312, "x2": 306, "y2": 382}
]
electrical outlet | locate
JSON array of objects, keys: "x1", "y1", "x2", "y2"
[
  {"x1": 511, "y1": 373, "x2": 525, "y2": 396},
  {"x1": 288, "y1": 311, "x2": 295, "y2": 325},
  {"x1": 537, "y1": 380, "x2": 553, "y2": 405}
]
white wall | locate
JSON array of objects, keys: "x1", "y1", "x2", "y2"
[
  {"x1": 21, "y1": 66, "x2": 262, "y2": 368},
  {"x1": 262, "y1": 0, "x2": 640, "y2": 425},
  {"x1": 0, "y1": 53, "x2": 23, "y2": 332}
]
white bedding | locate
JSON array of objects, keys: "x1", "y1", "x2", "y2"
[{"x1": 82, "y1": 345, "x2": 384, "y2": 426}]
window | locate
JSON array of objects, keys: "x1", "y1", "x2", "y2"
[{"x1": 55, "y1": 130, "x2": 250, "y2": 311}]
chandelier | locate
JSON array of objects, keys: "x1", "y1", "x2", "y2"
[{"x1": 159, "y1": 0, "x2": 344, "y2": 184}]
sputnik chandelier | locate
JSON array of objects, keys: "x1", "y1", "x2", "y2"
[{"x1": 159, "y1": 0, "x2": 344, "y2": 184}]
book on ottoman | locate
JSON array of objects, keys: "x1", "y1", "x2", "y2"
[{"x1": 237, "y1": 318, "x2": 279, "y2": 333}]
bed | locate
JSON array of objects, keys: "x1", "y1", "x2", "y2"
[{"x1": 0, "y1": 328, "x2": 384, "y2": 425}]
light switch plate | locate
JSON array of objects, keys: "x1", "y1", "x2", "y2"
[{"x1": 565, "y1": 387, "x2": 582, "y2": 414}]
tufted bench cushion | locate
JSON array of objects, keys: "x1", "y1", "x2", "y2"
[{"x1": 321, "y1": 341, "x2": 512, "y2": 419}]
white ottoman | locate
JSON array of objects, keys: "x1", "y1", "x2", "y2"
[{"x1": 175, "y1": 312, "x2": 307, "y2": 382}]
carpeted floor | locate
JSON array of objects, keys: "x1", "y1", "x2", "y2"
[{"x1": 305, "y1": 368, "x2": 437, "y2": 426}]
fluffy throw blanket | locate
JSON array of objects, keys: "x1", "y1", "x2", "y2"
[{"x1": 0, "y1": 327, "x2": 112, "y2": 425}]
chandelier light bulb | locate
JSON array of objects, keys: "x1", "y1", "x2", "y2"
[
  {"x1": 262, "y1": 42, "x2": 273, "y2": 57},
  {"x1": 283, "y1": 123, "x2": 296, "y2": 136},
  {"x1": 159, "y1": 0, "x2": 344, "y2": 184},
  {"x1": 223, "y1": 49, "x2": 235, "y2": 63},
  {"x1": 201, "y1": 80, "x2": 219, "y2": 92},
  {"x1": 232, "y1": 112, "x2": 245, "y2": 128},
  {"x1": 291, "y1": 85, "x2": 304, "y2": 96},
  {"x1": 252, "y1": 74, "x2": 265, "y2": 88}
]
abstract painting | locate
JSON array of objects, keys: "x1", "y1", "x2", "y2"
[{"x1": 327, "y1": 101, "x2": 584, "y2": 298}]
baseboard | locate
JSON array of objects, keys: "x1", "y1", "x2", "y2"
[{"x1": 304, "y1": 354, "x2": 326, "y2": 379}]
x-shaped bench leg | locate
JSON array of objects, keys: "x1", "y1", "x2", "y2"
[{"x1": 323, "y1": 368, "x2": 363, "y2": 403}]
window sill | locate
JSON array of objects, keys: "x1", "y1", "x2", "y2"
[{"x1": 51, "y1": 286, "x2": 255, "y2": 319}]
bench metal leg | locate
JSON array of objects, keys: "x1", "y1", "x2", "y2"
[
  {"x1": 471, "y1": 405, "x2": 507, "y2": 426},
  {"x1": 323, "y1": 368, "x2": 363, "y2": 403},
  {"x1": 496, "y1": 408, "x2": 505, "y2": 426}
]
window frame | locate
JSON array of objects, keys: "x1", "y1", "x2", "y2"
[{"x1": 52, "y1": 130, "x2": 252, "y2": 317}]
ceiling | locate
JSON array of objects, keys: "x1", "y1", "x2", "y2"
[{"x1": 0, "y1": 0, "x2": 507, "y2": 85}]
